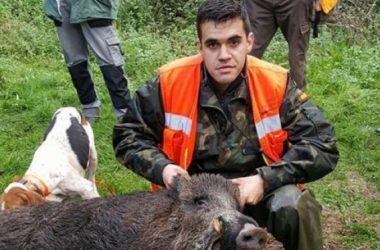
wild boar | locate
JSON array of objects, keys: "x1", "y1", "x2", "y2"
[{"x1": 0, "y1": 174, "x2": 283, "y2": 249}]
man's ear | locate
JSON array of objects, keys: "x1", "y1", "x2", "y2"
[
  {"x1": 247, "y1": 32, "x2": 254, "y2": 53},
  {"x1": 197, "y1": 38, "x2": 202, "y2": 52}
]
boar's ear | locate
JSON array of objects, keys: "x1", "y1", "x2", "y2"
[
  {"x1": 172, "y1": 175, "x2": 182, "y2": 192},
  {"x1": 172, "y1": 174, "x2": 191, "y2": 193}
]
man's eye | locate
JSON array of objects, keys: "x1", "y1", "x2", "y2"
[
  {"x1": 207, "y1": 43, "x2": 218, "y2": 49},
  {"x1": 230, "y1": 39, "x2": 240, "y2": 47}
]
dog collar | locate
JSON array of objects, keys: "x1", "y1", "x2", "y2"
[{"x1": 19, "y1": 175, "x2": 49, "y2": 197}]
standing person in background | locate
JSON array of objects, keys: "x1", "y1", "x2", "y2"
[
  {"x1": 44, "y1": 0, "x2": 131, "y2": 124},
  {"x1": 113, "y1": 0, "x2": 339, "y2": 249},
  {"x1": 244, "y1": 0, "x2": 315, "y2": 91}
]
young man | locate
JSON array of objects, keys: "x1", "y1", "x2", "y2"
[
  {"x1": 113, "y1": 0, "x2": 339, "y2": 249},
  {"x1": 44, "y1": 0, "x2": 131, "y2": 124}
]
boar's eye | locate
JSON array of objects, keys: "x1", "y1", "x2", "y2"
[{"x1": 193, "y1": 195, "x2": 209, "y2": 207}]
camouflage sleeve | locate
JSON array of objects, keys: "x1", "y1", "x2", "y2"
[
  {"x1": 112, "y1": 77, "x2": 173, "y2": 186},
  {"x1": 256, "y1": 78, "x2": 339, "y2": 194}
]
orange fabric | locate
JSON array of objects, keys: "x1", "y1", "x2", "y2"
[
  {"x1": 245, "y1": 56, "x2": 288, "y2": 163},
  {"x1": 154, "y1": 54, "x2": 289, "y2": 190},
  {"x1": 159, "y1": 54, "x2": 202, "y2": 169}
]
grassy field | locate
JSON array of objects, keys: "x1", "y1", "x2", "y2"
[{"x1": 0, "y1": 2, "x2": 379, "y2": 249}]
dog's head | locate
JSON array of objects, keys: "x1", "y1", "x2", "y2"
[
  {"x1": 1, "y1": 184, "x2": 45, "y2": 210},
  {"x1": 53, "y1": 107, "x2": 81, "y2": 121},
  {"x1": 44, "y1": 107, "x2": 89, "y2": 141},
  {"x1": 52, "y1": 107, "x2": 90, "y2": 126}
]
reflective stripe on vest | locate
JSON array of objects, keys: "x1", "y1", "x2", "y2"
[
  {"x1": 165, "y1": 113, "x2": 192, "y2": 136},
  {"x1": 256, "y1": 114, "x2": 282, "y2": 140}
]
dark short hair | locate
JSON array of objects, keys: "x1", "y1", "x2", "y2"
[{"x1": 196, "y1": 0, "x2": 251, "y2": 40}]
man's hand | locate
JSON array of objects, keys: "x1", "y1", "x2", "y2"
[
  {"x1": 162, "y1": 164, "x2": 191, "y2": 189},
  {"x1": 231, "y1": 175, "x2": 265, "y2": 206}
]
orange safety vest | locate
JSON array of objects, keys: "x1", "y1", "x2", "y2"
[{"x1": 154, "y1": 54, "x2": 288, "y2": 191}]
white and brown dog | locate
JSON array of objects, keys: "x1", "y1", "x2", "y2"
[{"x1": 1, "y1": 107, "x2": 99, "y2": 210}]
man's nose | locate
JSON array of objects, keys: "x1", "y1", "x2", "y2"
[{"x1": 219, "y1": 45, "x2": 231, "y2": 60}]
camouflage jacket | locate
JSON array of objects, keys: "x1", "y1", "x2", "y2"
[{"x1": 113, "y1": 65, "x2": 339, "y2": 194}]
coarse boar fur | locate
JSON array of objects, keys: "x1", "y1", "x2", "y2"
[{"x1": 0, "y1": 174, "x2": 283, "y2": 250}]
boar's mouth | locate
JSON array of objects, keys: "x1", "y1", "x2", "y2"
[
  {"x1": 209, "y1": 218, "x2": 222, "y2": 250},
  {"x1": 194, "y1": 236, "x2": 220, "y2": 250},
  {"x1": 193, "y1": 218, "x2": 223, "y2": 250},
  {"x1": 210, "y1": 240, "x2": 221, "y2": 250}
]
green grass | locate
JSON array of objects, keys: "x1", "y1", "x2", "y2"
[
  {"x1": 0, "y1": 55, "x2": 152, "y2": 194},
  {"x1": 0, "y1": 7, "x2": 379, "y2": 249}
]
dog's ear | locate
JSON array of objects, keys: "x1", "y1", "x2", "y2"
[
  {"x1": 80, "y1": 112, "x2": 88, "y2": 126},
  {"x1": 25, "y1": 191, "x2": 45, "y2": 205},
  {"x1": 3, "y1": 188, "x2": 45, "y2": 209},
  {"x1": 51, "y1": 109, "x2": 62, "y2": 120}
]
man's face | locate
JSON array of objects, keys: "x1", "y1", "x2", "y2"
[{"x1": 198, "y1": 18, "x2": 253, "y2": 93}]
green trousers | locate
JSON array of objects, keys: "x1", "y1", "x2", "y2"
[{"x1": 244, "y1": 185, "x2": 323, "y2": 250}]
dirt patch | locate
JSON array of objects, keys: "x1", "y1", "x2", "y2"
[
  {"x1": 344, "y1": 171, "x2": 380, "y2": 201},
  {"x1": 322, "y1": 208, "x2": 348, "y2": 250},
  {"x1": 321, "y1": 171, "x2": 380, "y2": 249}
]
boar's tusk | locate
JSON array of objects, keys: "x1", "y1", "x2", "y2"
[{"x1": 213, "y1": 218, "x2": 223, "y2": 235}]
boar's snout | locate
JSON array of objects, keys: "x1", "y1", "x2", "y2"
[
  {"x1": 214, "y1": 213, "x2": 268, "y2": 250},
  {"x1": 236, "y1": 223, "x2": 267, "y2": 250}
]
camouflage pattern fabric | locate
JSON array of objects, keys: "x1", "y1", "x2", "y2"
[
  {"x1": 188, "y1": 69, "x2": 266, "y2": 179},
  {"x1": 113, "y1": 64, "x2": 338, "y2": 193}
]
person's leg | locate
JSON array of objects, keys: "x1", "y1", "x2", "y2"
[
  {"x1": 296, "y1": 188, "x2": 323, "y2": 250},
  {"x1": 276, "y1": 0, "x2": 314, "y2": 90},
  {"x1": 80, "y1": 21, "x2": 131, "y2": 119},
  {"x1": 55, "y1": 0, "x2": 100, "y2": 122},
  {"x1": 245, "y1": 0, "x2": 278, "y2": 58},
  {"x1": 244, "y1": 185, "x2": 323, "y2": 250}
]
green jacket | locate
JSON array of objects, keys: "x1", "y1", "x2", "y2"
[{"x1": 43, "y1": 0, "x2": 118, "y2": 23}]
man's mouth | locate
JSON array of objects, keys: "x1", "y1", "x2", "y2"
[{"x1": 216, "y1": 65, "x2": 234, "y2": 73}]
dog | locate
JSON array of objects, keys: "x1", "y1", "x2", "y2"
[{"x1": 1, "y1": 107, "x2": 99, "y2": 210}]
